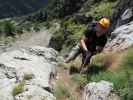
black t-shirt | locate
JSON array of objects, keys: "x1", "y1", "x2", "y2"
[{"x1": 84, "y1": 24, "x2": 107, "y2": 52}]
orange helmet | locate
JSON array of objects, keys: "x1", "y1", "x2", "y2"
[{"x1": 99, "y1": 18, "x2": 110, "y2": 28}]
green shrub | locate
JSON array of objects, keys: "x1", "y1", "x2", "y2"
[
  {"x1": 89, "y1": 49, "x2": 133, "y2": 100},
  {"x1": 90, "y1": 71, "x2": 128, "y2": 90},
  {"x1": 25, "y1": 27, "x2": 31, "y2": 32},
  {"x1": 121, "y1": 49, "x2": 133, "y2": 69},
  {"x1": 3, "y1": 21, "x2": 16, "y2": 36},
  {"x1": 107, "y1": 0, "x2": 118, "y2": 2},
  {"x1": 86, "y1": 2, "x2": 115, "y2": 20},
  {"x1": 12, "y1": 81, "x2": 25, "y2": 96},
  {"x1": 120, "y1": 75, "x2": 133, "y2": 100},
  {"x1": 33, "y1": 26, "x2": 40, "y2": 32},
  {"x1": 0, "y1": 36, "x2": 16, "y2": 44},
  {"x1": 49, "y1": 30, "x2": 65, "y2": 51},
  {"x1": 119, "y1": 49, "x2": 133, "y2": 100},
  {"x1": 91, "y1": 53, "x2": 117, "y2": 68},
  {"x1": 71, "y1": 74, "x2": 88, "y2": 87},
  {"x1": 50, "y1": 17, "x2": 87, "y2": 52},
  {"x1": 65, "y1": 24, "x2": 86, "y2": 46},
  {"x1": 24, "y1": 73, "x2": 34, "y2": 80},
  {"x1": 16, "y1": 27, "x2": 23, "y2": 35},
  {"x1": 54, "y1": 82, "x2": 71, "y2": 100}
]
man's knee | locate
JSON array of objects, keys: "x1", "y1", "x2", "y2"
[{"x1": 82, "y1": 53, "x2": 93, "y2": 65}]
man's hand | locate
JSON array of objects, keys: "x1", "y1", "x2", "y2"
[
  {"x1": 83, "y1": 48, "x2": 92, "y2": 57},
  {"x1": 83, "y1": 47, "x2": 88, "y2": 52}
]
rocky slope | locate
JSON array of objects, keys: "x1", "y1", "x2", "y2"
[
  {"x1": 0, "y1": 0, "x2": 133, "y2": 100},
  {"x1": 105, "y1": 21, "x2": 133, "y2": 51},
  {"x1": 0, "y1": 27, "x2": 58, "y2": 100},
  {"x1": 111, "y1": 0, "x2": 133, "y2": 29},
  {"x1": 0, "y1": 46, "x2": 58, "y2": 100},
  {"x1": 105, "y1": 0, "x2": 133, "y2": 51}
]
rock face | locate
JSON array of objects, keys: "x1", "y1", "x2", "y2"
[
  {"x1": 106, "y1": 0, "x2": 133, "y2": 52},
  {"x1": 105, "y1": 21, "x2": 133, "y2": 51},
  {"x1": 111, "y1": 0, "x2": 133, "y2": 30},
  {"x1": 0, "y1": 46, "x2": 58, "y2": 100},
  {"x1": 82, "y1": 80, "x2": 120, "y2": 100}
]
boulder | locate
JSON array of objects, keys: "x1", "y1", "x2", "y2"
[
  {"x1": 15, "y1": 85, "x2": 56, "y2": 100},
  {"x1": 121, "y1": 8, "x2": 133, "y2": 21},
  {"x1": 105, "y1": 21, "x2": 133, "y2": 52},
  {"x1": 0, "y1": 46, "x2": 58, "y2": 100},
  {"x1": 82, "y1": 80, "x2": 120, "y2": 100},
  {"x1": 111, "y1": 0, "x2": 133, "y2": 31}
]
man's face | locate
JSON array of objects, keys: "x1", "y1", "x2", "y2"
[{"x1": 96, "y1": 24, "x2": 108, "y2": 36}]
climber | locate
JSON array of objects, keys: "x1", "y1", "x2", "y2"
[{"x1": 65, "y1": 17, "x2": 111, "y2": 73}]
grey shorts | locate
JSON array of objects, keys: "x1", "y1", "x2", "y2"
[
  {"x1": 67, "y1": 44, "x2": 81, "y2": 60},
  {"x1": 66, "y1": 44, "x2": 93, "y2": 65}
]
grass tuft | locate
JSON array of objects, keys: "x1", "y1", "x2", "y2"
[
  {"x1": 24, "y1": 73, "x2": 34, "y2": 80},
  {"x1": 12, "y1": 81, "x2": 25, "y2": 96}
]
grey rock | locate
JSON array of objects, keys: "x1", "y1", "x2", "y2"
[
  {"x1": 28, "y1": 46, "x2": 58, "y2": 64},
  {"x1": 105, "y1": 21, "x2": 133, "y2": 51},
  {"x1": 0, "y1": 46, "x2": 58, "y2": 100},
  {"x1": 121, "y1": 8, "x2": 133, "y2": 20},
  {"x1": 15, "y1": 85, "x2": 56, "y2": 100},
  {"x1": 111, "y1": 0, "x2": 133, "y2": 30},
  {"x1": 82, "y1": 80, "x2": 120, "y2": 100}
]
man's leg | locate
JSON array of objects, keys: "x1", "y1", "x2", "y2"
[
  {"x1": 80, "y1": 51, "x2": 93, "y2": 73},
  {"x1": 65, "y1": 44, "x2": 81, "y2": 63}
]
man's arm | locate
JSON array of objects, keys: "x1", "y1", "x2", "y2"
[
  {"x1": 81, "y1": 27, "x2": 95, "y2": 52},
  {"x1": 80, "y1": 36, "x2": 88, "y2": 52}
]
